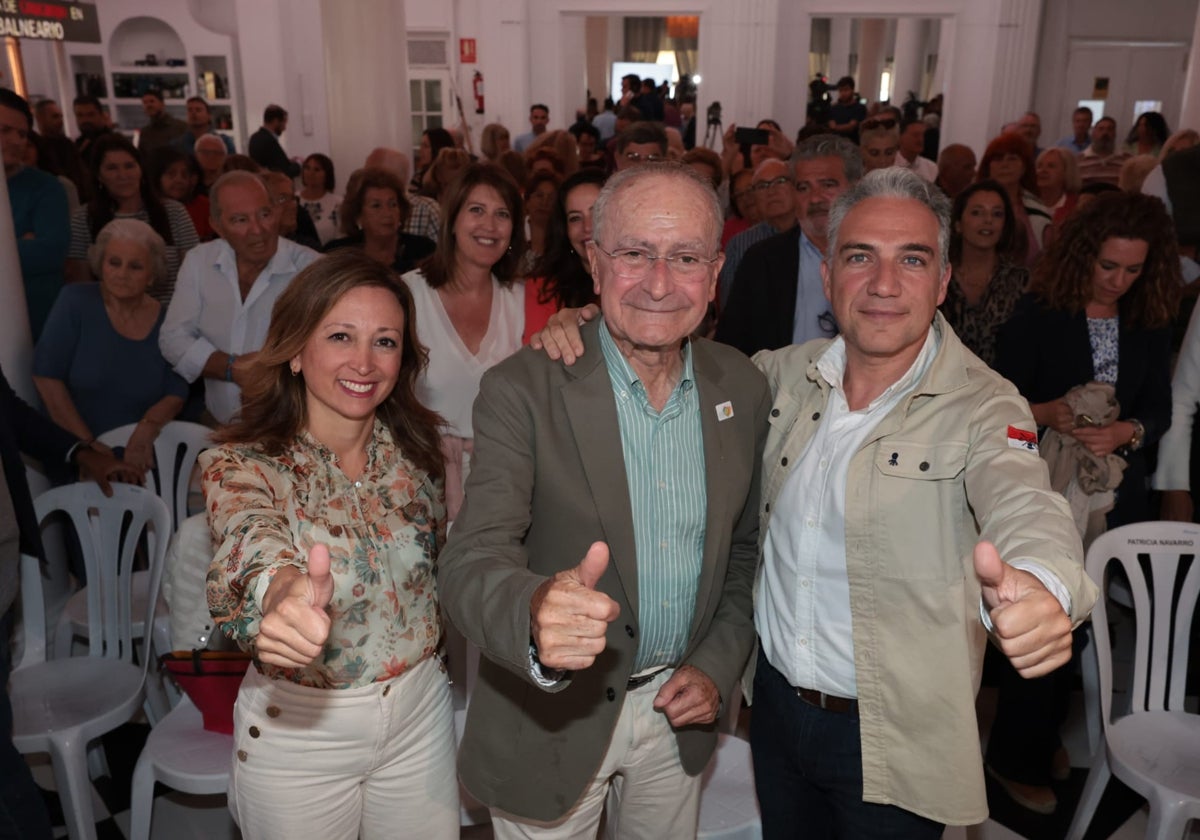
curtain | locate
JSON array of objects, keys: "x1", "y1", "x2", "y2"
[{"x1": 624, "y1": 17, "x2": 665, "y2": 63}]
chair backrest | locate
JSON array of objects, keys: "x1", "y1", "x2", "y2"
[
  {"x1": 32, "y1": 482, "x2": 172, "y2": 664},
  {"x1": 97, "y1": 421, "x2": 213, "y2": 532},
  {"x1": 1084, "y1": 521, "x2": 1200, "y2": 728},
  {"x1": 162, "y1": 513, "x2": 221, "y2": 650}
]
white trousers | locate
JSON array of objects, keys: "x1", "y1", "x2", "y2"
[
  {"x1": 490, "y1": 669, "x2": 702, "y2": 840},
  {"x1": 229, "y1": 656, "x2": 459, "y2": 840}
]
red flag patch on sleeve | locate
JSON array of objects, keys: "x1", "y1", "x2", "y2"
[{"x1": 1007, "y1": 425, "x2": 1039, "y2": 452}]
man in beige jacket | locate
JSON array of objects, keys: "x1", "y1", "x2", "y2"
[{"x1": 748, "y1": 167, "x2": 1097, "y2": 836}]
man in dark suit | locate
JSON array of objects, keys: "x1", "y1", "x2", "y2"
[
  {"x1": 439, "y1": 164, "x2": 769, "y2": 836},
  {"x1": 247, "y1": 104, "x2": 300, "y2": 177},
  {"x1": 0, "y1": 368, "x2": 134, "y2": 839},
  {"x1": 716, "y1": 134, "x2": 862, "y2": 357}
]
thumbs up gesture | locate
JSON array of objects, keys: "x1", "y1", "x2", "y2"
[
  {"x1": 974, "y1": 541, "x2": 1073, "y2": 679},
  {"x1": 257, "y1": 544, "x2": 336, "y2": 669},
  {"x1": 529, "y1": 542, "x2": 621, "y2": 671}
]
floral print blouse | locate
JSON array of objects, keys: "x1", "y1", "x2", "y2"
[{"x1": 202, "y1": 419, "x2": 445, "y2": 689}]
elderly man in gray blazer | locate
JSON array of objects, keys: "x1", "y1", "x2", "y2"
[{"x1": 438, "y1": 162, "x2": 769, "y2": 838}]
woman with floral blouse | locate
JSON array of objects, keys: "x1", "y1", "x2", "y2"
[{"x1": 202, "y1": 250, "x2": 458, "y2": 838}]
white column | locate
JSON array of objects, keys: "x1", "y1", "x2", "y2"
[
  {"x1": 891, "y1": 18, "x2": 926, "y2": 109},
  {"x1": 830, "y1": 17, "x2": 852, "y2": 81},
  {"x1": 773, "y1": 1, "x2": 810, "y2": 135},
  {"x1": 856, "y1": 19, "x2": 886, "y2": 105},
  {"x1": 0, "y1": 173, "x2": 36, "y2": 403},
  {"x1": 318, "y1": 0, "x2": 409, "y2": 183},
  {"x1": 940, "y1": 3, "x2": 1002, "y2": 157},
  {"x1": 989, "y1": 0, "x2": 1043, "y2": 128},
  {"x1": 585, "y1": 16, "x2": 609, "y2": 105},
  {"x1": 1178, "y1": 3, "x2": 1200, "y2": 130}
]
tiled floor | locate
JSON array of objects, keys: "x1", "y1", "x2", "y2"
[{"x1": 24, "y1": 602, "x2": 1200, "y2": 839}]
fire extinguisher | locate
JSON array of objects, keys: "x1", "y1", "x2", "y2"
[{"x1": 473, "y1": 70, "x2": 484, "y2": 114}]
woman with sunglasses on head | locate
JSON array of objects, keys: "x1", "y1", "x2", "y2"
[{"x1": 858, "y1": 117, "x2": 900, "y2": 172}]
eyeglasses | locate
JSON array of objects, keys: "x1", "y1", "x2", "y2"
[
  {"x1": 623, "y1": 151, "x2": 664, "y2": 163},
  {"x1": 752, "y1": 175, "x2": 794, "y2": 192},
  {"x1": 593, "y1": 243, "x2": 719, "y2": 279},
  {"x1": 273, "y1": 194, "x2": 298, "y2": 206},
  {"x1": 862, "y1": 117, "x2": 897, "y2": 130}
]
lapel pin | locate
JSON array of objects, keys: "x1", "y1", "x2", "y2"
[{"x1": 715, "y1": 401, "x2": 734, "y2": 421}]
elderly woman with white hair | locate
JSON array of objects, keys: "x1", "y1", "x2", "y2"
[{"x1": 33, "y1": 218, "x2": 188, "y2": 473}]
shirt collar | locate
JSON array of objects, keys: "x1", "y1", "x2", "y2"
[
  {"x1": 598, "y1": 318, "x2": 695, "y2": 393},
  {"x1": 814, "y1": 323, "x2": 940, "y2": 411}
]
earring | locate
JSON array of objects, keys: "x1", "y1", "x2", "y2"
[{"x1": 290, "y1": 364, "x2": 300, "y2": 377}]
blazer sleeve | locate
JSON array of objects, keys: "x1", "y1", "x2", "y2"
[
  {"x1": 0, "y1": 368, "x2": 78, "y2": 466},
  {"x1": 436, "y1": 362, "x2": 559, "y2": 687}
]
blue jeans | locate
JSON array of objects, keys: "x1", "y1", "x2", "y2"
[
  {"x1": 0, "y1": 610, "x2": 53, "y2": 839},
  {"x1": 750, "y1": 648, "x2": 943, "y2": 840}
]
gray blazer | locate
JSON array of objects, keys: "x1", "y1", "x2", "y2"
[{"x1": 438, "y1": 320, "x2": 770, "y2": 822}]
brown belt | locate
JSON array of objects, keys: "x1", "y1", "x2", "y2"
[
  {"x1": 627, "y1": 667, "x2": 667, "y2": 690},
  {"x1": 795, "y1": 687, "x2": 859, "y2": 715}
]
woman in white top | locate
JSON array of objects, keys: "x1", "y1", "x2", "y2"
[
  {"x1": 402, "y1": 162, "x2": 528, "y2": 520},
  {"x1": 298, "y1": 153, "x2": 342, "y2": 246}
]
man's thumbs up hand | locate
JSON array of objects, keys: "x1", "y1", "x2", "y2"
[
  {"x1": 974, "y1": 541, "x2": 1073, "y2": 678},
  {"x1": 530, "y1": 542, "x2": 621, "y2": 671}
]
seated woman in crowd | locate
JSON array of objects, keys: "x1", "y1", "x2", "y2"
[
  {"x1": 525, "y1": 168, "x2": 606, "y2": 342},
  {"x1": 571, "y1": 121, "x2": 605, "y2": 170},
  {"x1": 480, "y1": 122, "x2": 510, "y2": 162},
  {"x1": 977, "y1": 131, "x2": 1049, "y2": 267},
  {"x1": 721, "y1": 168, "x2": 759, "y2": 248},
  {"x1": 204, "y1": 250, "x2": 458, "y2": 839},
  {"x1": 422, "y1": 148, "x2": 472, "y2": 204},
  {"x1": 149, "y1": 146, "x2": 213, "y2": 241},
  {"x1": 298, "y1": 152, "x2": 342, "y2": 246},
  {"x1": 324, "y1": 167, "x2": 436, "y2": 275},
  {"x1": 939, "y1": 179, "x2": 1028, "y2": 367},
  {"x1": 1034, "y1": 146, "x2": 1079, "y2": 247},
  {"x1": 522, "y1": 170, "x2": 560, "y2": 274},
  {"x1": 1126, "y1": 110, "x2": 1170, "y2": 157},
  {"x1": 411, "y1": 127, "x2": 454, "y2": 195},
  {"x1": 682, "y1": 146, "x2": 724, "y2": 191},
  {"x1": 34, "y1": 218, "x2": 187, "y2": 474},
  {"x1": 526, "y1": 129, "x2": 579, "y2": 176},
  {"x1": 858, "y1": 119, "x2": 900, "y2": 172},
  {"x1": 989, "y1": 192, "x2": 1178, "y2": 813},
  {"x1": 66, "y1": 134, "x2": 200, "y2": 303},
  {"x1": 402, "y1": 162, "x2": 527, "y2": 520}
]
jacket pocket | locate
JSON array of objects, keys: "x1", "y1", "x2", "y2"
[{"x1": 870, "y1": 441, "x2": 969, "y2": 580}]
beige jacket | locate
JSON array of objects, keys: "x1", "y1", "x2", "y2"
[{"x1": 750, "y1": 314, "x2": 1097, "y2": 825}]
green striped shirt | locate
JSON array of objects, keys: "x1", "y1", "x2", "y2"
[{"x1": 599, "y1": 322, "x2": 707, "y2": 673}]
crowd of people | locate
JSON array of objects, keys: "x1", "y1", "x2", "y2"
[{"x1": 2, "y1": 66, "x2": 1199, "y2": 840}]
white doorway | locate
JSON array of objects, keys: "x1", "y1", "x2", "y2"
[{"x1": 1064, "y1": 40, "x2": 1188, "y2": 137}]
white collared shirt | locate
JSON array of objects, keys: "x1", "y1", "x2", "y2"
[
  {"x1": 756, "y1": 329, "x2": 940, "y2": 697},
  {"x1": 159, "y1": 237, "x2": 318, "y2": 423}
]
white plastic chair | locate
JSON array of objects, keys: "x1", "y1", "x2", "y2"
[
  {"x1": 1065, "y1": 521, "x2": 1200, "y2": 840},
  {"x1": 97, "y1": 420, "x2": 213, "y2": 532},
  {"x1": 55, "y1": 421, "x2": 212, "y2": 661},
  {"x1": 11, "y1": 482, "x2": 171, "y2": 840},
  {"x1": 127, "y1": 513, "x2": 236, "y2": 840}
]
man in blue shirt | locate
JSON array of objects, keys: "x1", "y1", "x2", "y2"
[{"x1": 1, "y1": 88, "x2": 69, "y2": 341}]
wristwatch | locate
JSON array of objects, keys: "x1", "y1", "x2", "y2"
[{"x1": 1127, "y1": 419, "x2": 1145, "y2": 451}]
